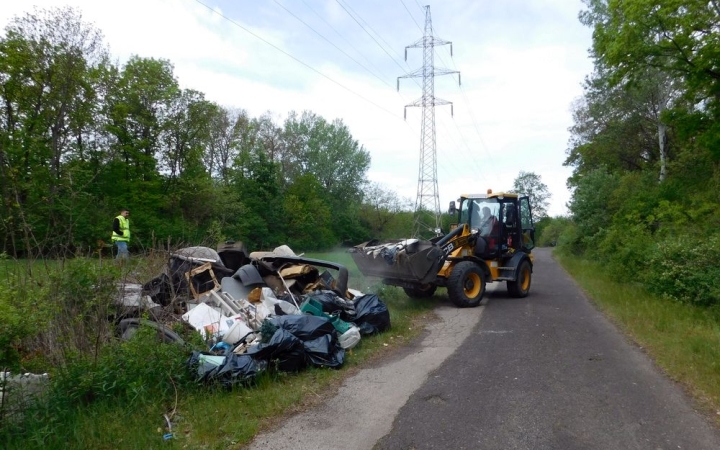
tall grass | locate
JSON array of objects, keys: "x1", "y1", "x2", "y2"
[{"x1": 555, "y1": 251, "x2": 720, "y2": 421}]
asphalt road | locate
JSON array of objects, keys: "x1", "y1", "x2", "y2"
[{"x1": 247, "y1": 247, "x2": 720, "y2": 450}]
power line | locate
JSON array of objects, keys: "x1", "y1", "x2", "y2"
[
  {"x1": 336, "y1": 0, "x2": 408, "y2": 63},
  {"x1": 299, "y1": 0, "x2": 392, "y2": 85},
  {"x1": 399, "y1": 0, "x2": 423, "y2": 32},
  {"x1": 192, "y1": 0, "x2": 403, "y2": 120},
  {"x1": 333, "y1": 0, "x2": 421, "y2": 91},
  {"x1": 273, "y1": 0, "x2": 393, "y2": 89},
  {"x1": 288, "y1": 0, "x2": 432, "y2": 145}
]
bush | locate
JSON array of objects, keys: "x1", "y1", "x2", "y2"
[
  {"x1": 0, "y1": 273, "x2": 51, "y2": 369},
  {"x1": 537, "y1": 216, "x2": 572, "y2": 247},
  {"x1": 20, "y1": 259, "x2": 122, "y2": 369},
  {"x1": 50, "y1": 324, "x2": 193, "y2": 408},
  {"x1": 595, "y1": 216, "x2": 654, "y2": 282},
  {"x1": 645, "y1": 235, "x2": 720, "y2": 307},
  {"x1": 555, "y1": 221, "x2": 582, "y2": 254}
]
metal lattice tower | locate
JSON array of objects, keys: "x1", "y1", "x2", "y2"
[{"x1": 398, "y1": 5, "x2": 459, "y2": 238}]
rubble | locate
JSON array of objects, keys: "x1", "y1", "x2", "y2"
[{"x1": 114, "y1": 241, "x2": 392, "y2": 387}]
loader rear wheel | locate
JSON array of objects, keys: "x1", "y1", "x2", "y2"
[
  {"x1": 507, "y1": 260, "x2": 532, "y2": 298},
  {"x1": 403, "y1": 284, "x2": 437, "y2": 298},
  {"x1": 447, "y1": 261, "x2": 485, "y2": 308}
]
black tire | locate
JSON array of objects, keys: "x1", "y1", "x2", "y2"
[
  {"x1": 118, "y1": 318, "x2": 185, "y2": 345},
  {"x1": 507, "y1": 260, "x2": 532, "y2": 298},
  {"x1": 403, "y1": 284, "x2": 438, "y2": 298},
  {"x1": 447, "y1": 261, "x2": 486, "y2": 308}
]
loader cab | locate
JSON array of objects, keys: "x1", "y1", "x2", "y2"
[{"x1": 453, "y1": 192, "x2": 535, "y2": 257}]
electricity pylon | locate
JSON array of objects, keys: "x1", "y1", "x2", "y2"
[{"x1": 398, "y1": 5, "x2": 460, "y2": 238}]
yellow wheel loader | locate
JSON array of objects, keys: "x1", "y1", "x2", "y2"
[{"x1": 350, "y1": 190, "x2": 535, "y2": 307}]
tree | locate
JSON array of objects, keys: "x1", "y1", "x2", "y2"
[
  {"x1": 230, "y1": 145, "x2": 285, "y2": 249},
  {"x1": 566, "y1": 167, "x2": 620, "y2": 252},
  {"x1": 359, "y1": 182, "x2": 412, "y2": 238},
  {"x1": 282, "y1": 174, "x2": 334, "y2": 251},
  {"x1": 205, "y1": 107, "x2": 252, "y2": 184},
  {"x1": 0, "y1": 6, "x2": 108, "y2": 256},
  {"x1": 566, "y1": 67, "x2": 682, "y2": 184},
  {"x1": 281, "y1": 111, "x2": 370, "y2": 199},
  {"x1": 582, "y1": 0, "x2": 720, "y2": 95},
  {"x1": 104, "y1": 56, "x2": 178, "y2": 182},
  {"x1": 511, "y1": 171, "x2": 550, "y2": 222},
  {"x1": 281, "y1": 110, "x2": 371, "y2": 244},
  {"x1": 581, "y1": 0, "x2": 720, "y2": 157}
]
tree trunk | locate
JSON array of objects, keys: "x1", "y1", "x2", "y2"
[{"x1": 658, "y1": 123, "x2": 667, "y2": 183}]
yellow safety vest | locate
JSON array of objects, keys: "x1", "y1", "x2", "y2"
[{"x1": 111, "y1": 215, "x2": 130, "y2": 242}]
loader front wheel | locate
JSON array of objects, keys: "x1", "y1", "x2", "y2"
[
  {"x1": 507, "y1": 260, "x2": 532, "y2": 298},
  {"x1": 447, "y1": 261, "x2": 485, "y2": 308},
  {"x1": 403, "y1": 284, "x2": 437, "y2": 298}
]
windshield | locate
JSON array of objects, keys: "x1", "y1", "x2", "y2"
[{"x1": 460, "y1": 198, "x2": 500, "y2": 234}]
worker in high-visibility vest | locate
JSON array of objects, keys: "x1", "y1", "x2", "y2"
[{"x1": 111, "y1": 208, "x2": 131, "y2": 259}]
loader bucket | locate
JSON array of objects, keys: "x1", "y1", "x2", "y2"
[{"x1": 349, "y1": 239, "x2": 443, "y2": 285}]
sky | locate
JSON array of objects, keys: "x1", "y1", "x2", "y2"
[{"x1": 0, "y1": 0, "x2": 595, "y2": 217}]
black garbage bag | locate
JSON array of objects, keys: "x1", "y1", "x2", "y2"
[
  {"x1": 269, "y1": 315, "x2": 336, "y2": 341},
  {"x1": 303, "y1": 334, "x2": 345, "y2": 369},
  {"x1": 187, "y1": 351, "x2": 224, "y2": 383},
  {"x1": 246, "y1": 328, "x2": 307, "y2": 372},
  {"x1": 353, "y1": 293, "x2": 391, "y2": 335},
  {"x1": 304, "y1": 290, "x2": 356, "y2": 322},
  {"x1": 214, "y1": 354, "x2": 264, "y2": 387}
]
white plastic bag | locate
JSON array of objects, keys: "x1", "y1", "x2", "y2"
[{"x1": 260, "y1": 287, "x2": 300, "y2": 315}]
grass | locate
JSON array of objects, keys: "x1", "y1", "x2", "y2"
[
  {"x1": 555, "y1": 251, "x2": 720, "y2": 422},
  {"x1": 1, "y1": 250, "x2": 437, "y2": 449}
]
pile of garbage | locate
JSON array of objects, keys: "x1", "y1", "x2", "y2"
[{"x1": 119, "y1": 242, "x2": 391, "y2": 387}]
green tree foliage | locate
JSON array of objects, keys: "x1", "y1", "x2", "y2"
[
  {"x1": 281, "y1": 111, "x2": 371, "y2": 245},
  {"x1": 283, "y1": 174, "x2": 334, "y2": 251},
  {"x1": 0, "y1": 7, "x2": 386, "y2": 256},
  {"x1": 230, "y1": 145, "x2": 286, "y2": 249},
  {"x1": 566, "y1": 167, "x2": 620, "y2": 253},
  {"x1": 567, "y1": 68, "x2": 681, "y2": 183},
  {"x1": 581, "y1": 0, "x2": 720, "y2": 156},
  {"x1": 0, "y1": 7, "x2": 242, "y2": 253},
  {"x1": 536, "y1": 216, "x2": 571, "y2": 247},
  {"x1": 582, "y1": 0, "x2": 720, "y2": 96},
  {"x1": 0, "y1": 7, "x2": 108, "y2": 256},
  {"x1": 358, "y1": 182, "x2": 413, "y2": 239},
  {"x1": 564, "y1": 1, "x2": 720, "y2": 306},
  {"x1": 511, "y1": 171, "x2": 550, "y2": 222}
]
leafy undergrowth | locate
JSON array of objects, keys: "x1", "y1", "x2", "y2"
[{"x1": 555, "y1": 250, "x2": 720, "y2": 424}]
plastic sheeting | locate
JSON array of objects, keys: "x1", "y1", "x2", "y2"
[
  {"x1": 245, "y1": 328, "x2": 307, "y2": 373},
  {"x1": 352, "y1": 294, "x2": 391, "y2": 335},
  {"x1": 303, "y1": 334, "x2": 345, "y2": 368},
  {"x1": 268, "y1": 315, "x2": 336, "y2": 341},
  {"x1": 187, "y1": 351, "x2": 264, "y2": 387}
]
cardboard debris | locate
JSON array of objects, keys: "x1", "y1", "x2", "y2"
[{"x1": 279, "y1": 264, "x2": 317, "y2": 278}]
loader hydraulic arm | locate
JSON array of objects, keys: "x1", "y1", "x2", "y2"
[{"x1": 437, "y1": 224, "x2": 473, "y2": 260}]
